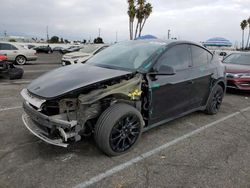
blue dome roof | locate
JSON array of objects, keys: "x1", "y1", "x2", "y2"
[
  {"x1": 203, "y1": 37, "x2": 232, "y2": 47},
  {"x1": 135, "y1": 35, "x2": 157, "y2": 40}
]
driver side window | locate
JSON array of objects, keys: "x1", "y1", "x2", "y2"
[{"x1": 157, "y1": 44, "x2": 191, "y2": 71}]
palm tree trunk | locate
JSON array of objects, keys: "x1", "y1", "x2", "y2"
[
  {"x1": 139, "y1": 18, "x2": 147, "y2": 36},
  {"x1": 134, "y1": 21, "x2": 139, "y2": 39},
  {"x1": 129, "y1": 19, "x2": 132, "y2": 40},
  {"x1": 131, "y1": 20, "x2": 134, "y2": 40},
  {"x1": 242, "y1": 30, "x2": 244, "y2": 50},
  {"x1": 246, "y1": 28, "x2": 250, "y2": 49}
]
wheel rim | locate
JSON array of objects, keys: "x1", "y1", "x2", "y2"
[
  {"x1": 16, "y1": 56, "x2": 26, "y2": 65},
  {"x1": 110, "y1": 114, "x2": 141, "y2": 153},
  {"x1": 211, "y1": 89, "x2": 223, "y2": 112}
]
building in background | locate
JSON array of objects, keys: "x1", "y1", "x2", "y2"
[{"x1": 202, "y1": 37, "x2": 235, "y2": 50}]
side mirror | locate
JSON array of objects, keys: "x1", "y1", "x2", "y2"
[{"x1": 150, "y1": 65, "x2": 176, "y2": 76}]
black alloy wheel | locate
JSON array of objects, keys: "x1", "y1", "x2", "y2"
[
  {"x1": 205, "y1": 85, "x2": 224, "y2": 115},
  {"x1": 95, "y1": 103, "x2": 143, "y2": 156},
  {"x1": 212, "y1": 89, "x2": 223, "y2": 112},
  {"x1": 110, "y1": 114, "x2": 141, "y2": 153}
]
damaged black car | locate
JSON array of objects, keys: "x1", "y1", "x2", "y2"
[{"x1": 21, "y1": 39, "x2": 226, "y2": 156}]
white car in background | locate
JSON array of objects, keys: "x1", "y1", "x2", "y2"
[
  {"x1": 0, "y1": 42, "x2": 37, "y2": 65},
  {"x1": 62, "y1": 44, "x2": 109, "y2": 66}
]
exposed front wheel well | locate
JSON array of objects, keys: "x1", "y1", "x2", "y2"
[{"x1": 217, "y1": 81, "x2": 226, "y2": 92}]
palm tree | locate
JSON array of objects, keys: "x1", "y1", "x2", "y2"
[
  {"x1": 138, "y1": 3, "x2": 153, "y2": 37},
  {"x1": 240, "y1": 20, "x2": 248, "y2": 49},
  {"x1": 127, "y1": 0, "x2": 153, "y2": 39},
  {"x1": 246, "y1": 17, "x2": 250, "y2": 49},
  {"x1": 134, "y1": 0, "x2": 145, "y2": 39},
  {"x1": 127, "y1": 0, "x2": 136, "y2": 40}
]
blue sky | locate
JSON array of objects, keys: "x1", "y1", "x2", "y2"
[{"x1": 0, "y1": 0, "x2": 249, "y2": 44}]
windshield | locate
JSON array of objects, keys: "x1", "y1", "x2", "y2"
[
  {"x1": 86, "y1": 41, "x2": 165, "y2": 71},
  {"x1": 80, "y1": 45, "x2": 100, "y2": 53},
  {"x1": 223, "y1": 53, "x2": 250, "y2": 65}
]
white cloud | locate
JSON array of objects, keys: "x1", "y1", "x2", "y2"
[{"x1": 0, "y1": 0, "x2": 249, "y2": 44}]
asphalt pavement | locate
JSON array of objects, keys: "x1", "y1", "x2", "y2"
[{"x1": 0, "y1": 53, "x2": 249, "y2": 188}]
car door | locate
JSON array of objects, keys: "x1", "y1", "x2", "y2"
[
  {"x1": 189, "y1": 45, "x2": 214, "y2": 108},
  {"x1": 148, "y1": 44, "x2": 195, "y2": 125}
]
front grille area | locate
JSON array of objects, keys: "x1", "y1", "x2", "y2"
[
  {"x1": 42, "y1": 101, "x2": 59, "y2": 116},
  {"x1": 62, "y1": 60, "x2": 72, "y2": 65}
]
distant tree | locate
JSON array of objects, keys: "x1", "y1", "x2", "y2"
[
  {"x1": 246, "y1": 17, "x2": 250, "y2": 49},
  {"x1": 64, "y1": 39, "x2": 70, "y2": 43},
  {"x1": 50, "y1": 36, "x2": 59, "y2": 43},
  {"x1": 8, "y1": 38, "x2": 16, "y2": 42},
  {"x1": 138, "y1": 3, "x2": 153, "y2": 37},
  {"x1": 83, "y1": 39, "x2": 87, "y2": 44},
  {"x1": 127, "y1": 0, "x2": 153, "y2": 40},
  {"x1": 60, "y1": 37, "x2": 64, "y2": 43},
  {"x1": 94, "y1": 37, "x2": 104, "y2": 44},
  {"x1": 240, "y1": 20, "x2": 248, "y2": 50}
]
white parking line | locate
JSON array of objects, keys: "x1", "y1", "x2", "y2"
[
  {"x1": 0, "y1": 80, "x2": 31, "y2": 85},
  {"x1": 73, "y1": 106, "x2": 250, "y2": 188},
  {"x1": 0, "y1": 106, "x2": 22, "y2": 112},
  {"x1": 24, "y1": 70, "x2": 50, "y2": 73}
]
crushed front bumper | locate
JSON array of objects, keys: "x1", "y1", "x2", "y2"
[
  {"x1": 22, "y1": 113, "x2": 68, "y2": 147},
  {"x1": 22, "y1": 102, "x2": 79, "y2": 147}
]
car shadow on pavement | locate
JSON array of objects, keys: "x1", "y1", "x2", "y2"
[{"x1": 226, "y1": 88, "x2": 250, "y2": 97}]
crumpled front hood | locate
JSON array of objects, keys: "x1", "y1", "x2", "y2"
[
  {"x1": 27, "y1": 64, "x2": 131, "y2": 99},
  {"x1": 225, "y1": 63, "x2": 250, "y2": 73}
]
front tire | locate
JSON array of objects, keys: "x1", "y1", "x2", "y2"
[
  {"x1": 205, "y1": 85, "x2": 224, "y2": 115},
  {"x1": 94, "y1": 103, "x2": 144, "y2": 156},
  {"x1": 15, "y1": 55, "x2": 27, "y2": 65}
]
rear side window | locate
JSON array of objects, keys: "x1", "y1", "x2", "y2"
[
  {"x1": 0, "y1": 43, "x2": 18, "y2": 50},
  {"x1": 0, "y1": 43, "x2": 12, "y2": 50},
  {"x1": 191, "y1": 45, "x2": 212, "y2": 67},
  {"x1": 157, "y1": 44, "x2": 191, "y2": 71}
]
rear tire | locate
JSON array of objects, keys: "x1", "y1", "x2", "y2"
[
  {"x1": 94, "y1": 103, "x2": 144, "y2": 156},
  {"x1": 15, "y1": 55, "x2": 27, "y2": 65},
  {"x1": 205, "y1": 85, "x2": 224, "y2": 115},
  {"x1": 9, "y1": 67, "x2": 23, "y2": 80}
]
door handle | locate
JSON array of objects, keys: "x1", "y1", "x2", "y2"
[{"x1": 188, "y1": 80, "x2": 194, "y2": 84}]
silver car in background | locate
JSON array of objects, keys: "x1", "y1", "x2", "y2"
[
  {"x1": 0, "y1": 42, "x2": 37, "y2": 65},
  {"x1": 62, "y1": 44, "x2": 109, "y2": 66}
]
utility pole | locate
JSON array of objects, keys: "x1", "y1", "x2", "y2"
[
  {"x1": 115, "y1": 31, "x2": 118, "y2": 43},
  {"x1": 46, "y1": 26, "x2": 49, "y2": 42},
  {"x1": 168, "y1": 29, "x2": 171, "y2": 40},
  {"x1": 98, "y1": 28, "x2": 101, "y2": 37}
]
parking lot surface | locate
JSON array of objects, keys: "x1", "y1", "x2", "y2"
[{"x1": 0, "y1": 53, "x2": 250, "y2": 188}]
